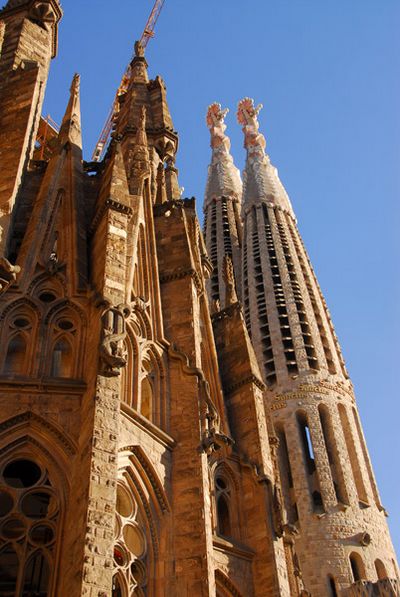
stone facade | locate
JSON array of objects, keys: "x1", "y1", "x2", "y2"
[
  {"x1": 0, "y1": 2, "x2": 398, "y2": 596},
  {"x1": 204, "y1": 96, "x2": 399, "y2": 596}
]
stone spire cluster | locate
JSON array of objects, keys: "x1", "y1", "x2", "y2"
[
  {"x1": 204, "y1": 97, "x2": 399, "y2": 595},
  {"x1": 0, "y1": 3, "x2": 398, "y2": 596}
]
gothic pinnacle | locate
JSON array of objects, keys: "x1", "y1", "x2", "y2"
[{"x1": 58, "y1": 73, "x2": 82, "y2": 148}]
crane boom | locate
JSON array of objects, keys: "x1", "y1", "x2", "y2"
[
  {"x1": 140, "y1": 0, "x2": 165, "y2": 47},
  {"x1": 92, "y1": 0, "x2": 166, "y2": 162}
]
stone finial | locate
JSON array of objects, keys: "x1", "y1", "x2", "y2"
[
  {"x1": 134, "y1": 40, "x2": 145, "y2": 58},
  {"x1": 222, "y1": 255, "x2": 238, "y2": 306},
  {"x1": 206, "y1": 102, "x2": 231, "y2": 152},
  {"x1": 237, "y1": 97, "x2": 266, "y2": 151},
  {"x1": 59, "y1": 73, "x2": 82, "y2": 147},
  {"x1": 130, "y1": 41, "x2": 148, "y2": 83}
]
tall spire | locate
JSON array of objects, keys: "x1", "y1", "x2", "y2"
[
  {"x1": 203, "y1": 103, "x2": 243, "y2": 308},
  {"x1": 237, "y1": 97, "x2": 294, "y2": 218},
  {"x1": 58, "y1": 73, "x2": 82, "y2": 148}
]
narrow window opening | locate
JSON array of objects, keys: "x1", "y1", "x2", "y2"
[
  {"x1": 375, "y1": 559, "x2": 387, "y2": 580},
  {"x1": 51, "y1": 338, "x2": 73, "y2": 378},
  {"x1": 298, "y1": 414, "x2": 315, "y2": 473},
  {"x1": 312, "y1": 490, "x2": 323, "y2": 509},
  {"x1": 141, "y1": 375, "x2": 153, "y2": 420},
  {"x1": 217, "y1": 494, "x2": 231, "y2": 537},
  {"x1": 350, "y1": 553, "x2": 365, "y2": 582},
  {"x1": 4, "y1": 334, "x2": 27, "y2": 375},
  {"x1": 328, "y1": 575, "x2": 338, "y2": 596},
  {"x1": 277, "y1": 428, "x2": 298, "y2": 524}
]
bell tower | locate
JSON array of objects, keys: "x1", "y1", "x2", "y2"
[
  {"x1": 0, "y1": 0, "x2": 62, "y2": 255},
  {"x1": 236, "y1": 97, "x2": 399, "y2": 595}
]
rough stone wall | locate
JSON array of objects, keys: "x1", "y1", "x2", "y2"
[{"x1": 0, "y1": 5, "x2": 58, "y2": 253}]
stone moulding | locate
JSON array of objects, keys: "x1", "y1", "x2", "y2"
[
  {"x1": 159, "y1": 267, "x2": 203, "y2": 295},
  {"x1": 215, "y1": 568, "x2": 246, "y2": 596},
  {"x1": 120, "y1": 402, "x2": 175, "y2": 450},
  {"x1": 225, "y1": 374, "x2": 266, "y2": 396},
  {"x1": 0, "y1": 411, "x2": 78, "y2": 456},
  {"x1": 129, "y1": 445, "x2": 170, "y2": 514}
]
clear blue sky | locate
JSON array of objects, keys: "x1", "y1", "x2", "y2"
[{"x1": 43, "y1": 1, "x2": 400, "y2": 555}]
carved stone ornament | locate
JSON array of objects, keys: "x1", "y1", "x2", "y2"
[
  {"x1": 206, "y1": 102, "x2": 231, "y2": 154},
  {"x1": 134, "y1": 40, "x2": 145, "y2": 58},
  {"x1": 0, "y1": 257, "x2": 21, "y2": 296},
  {"x1": 29, "y1": 2, "x2": 56, "y2": 28},
  {"x1": 237, "y1": 97, "x2": 266, "y2": 152},
  {"x1": 222, "y1": 254, "x2": 238, "y2": 306},
  {"x1": 99, "y1": 303, "x2": 131, "y2": 377}
]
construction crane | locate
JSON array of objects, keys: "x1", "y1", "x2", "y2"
[{"x1": 91, "y1": 0, "x2": 165, "y2": 162}]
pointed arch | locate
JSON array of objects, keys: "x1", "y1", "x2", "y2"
[
  {"x1": 212, "y1": 461, "x2": 241, "y2": 541},
  {"x1": 119, "y1": 445, "x2": 170, "y2": 516},
  {"x1": 0, "y1": 411, "x2": 77, "y2": 483},
  {"x1": 134, "y1": 224, "x2": 149, "y2": 302},
  {"x1": 3, "y1": 333, "x2": 27, "y2": 374},
  {"x1": 43, "y1": 300, "x2": 86, "y2": 379},
  {"x1": 121, "y1": 323, "x2": 139, "y2": 408},
  {"x1": 130, "y1": 302, "x2": 153, "y2": 340},
  {"x1": 0, "y1": 430, "x2": 67, "y2": 596},
  {"x1": 29, "y1": 275, "x2": 66, "y2": 303},
  {"x1": 137, "y1": 343, "x2": 166, "y2": 427},
  {"x1": 116, "y1": 447, "x2": 170, "y2": 597},
  {"x1": 0, "y1": 299, "x2": 40, "y2": 376}
]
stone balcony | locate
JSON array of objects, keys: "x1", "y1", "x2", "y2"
[{"x1": 348, "y1": 578, "x2": 400, "y2": 596}]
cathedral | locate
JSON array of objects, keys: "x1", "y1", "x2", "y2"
[{"x1": 0, "y1": 1, "x2": 398, "y2": 596}]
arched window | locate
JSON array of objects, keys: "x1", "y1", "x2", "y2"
[
  {"x1": 375, "y1": 559, "x2": 387, "y2": 580},
  {"x1": 4, "y1": 334, "x2": 27, "y2": 375},
  {"x1": 297, "y1": 412, "x2": 315, "y2": 474},
  {"x1": 350, "y1": 552, "x2": 366, "y2": 582},
  {"x1": 0, "y1": 458, "x2": 61, "y2": 595},
  {"x1": 51, "y1": 338, "x2": 73, "y2": 377},
  {"x1": 328, "y1": 575, "x2": 338, "y2": 596},
  {"x1": 297, "y1": 411, "x2": 324, "y2": 512},
  {"x1": 139, "y1": 356, "x2": 158, "y2": 422},
  {"x1": 114, "y1": 481, "x2": 148, "y2": 595},
  {"x1": 215, "y1": 474, "x2": 232, "y2": 538},
  {"x1": 141, "y1": 376, "x2": 153, "y2": 420}
]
